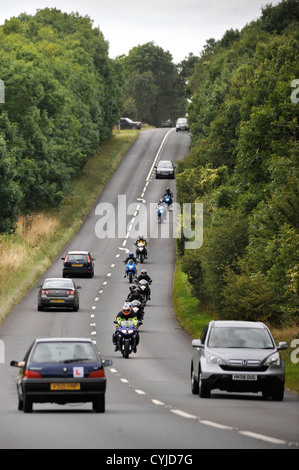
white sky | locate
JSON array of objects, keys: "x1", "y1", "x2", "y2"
[{"x1": 0, "y1": 0, "x2": 271, "y2": 63}]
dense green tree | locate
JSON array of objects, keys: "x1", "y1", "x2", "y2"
[
  {"x1": 121, "y1": 42, "x2": 187, "y2": 125},
  {"x1": 176, "y1": 0, "x2": 299, "y2": 325}
]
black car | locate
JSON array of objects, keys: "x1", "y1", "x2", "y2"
[
  {"x1": 161, "y1": 119, "x2": 173, "y2": 128},
  {"x1": 120, "y1": 117, "x2": 142, "y2": 130},
  {"x1": 62, "y1": 251, "x2": 95, "y2": 278},
  {"x1": 10, "y1": 337, "x2": 112, "y2": 412},
  {"x1": 155, "y1": 160, "x2": 175, "y2": 179},
  {"x1": 37, "y1": 278, "x2": 81, "y2": 311}
]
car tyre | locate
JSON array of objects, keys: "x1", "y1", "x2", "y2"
[
  {"x1": 23, "y1": 394, "x2": 33, "y2": 413},
  {"x1": 271, "y1": 383, "x2": 284, "y2": 401},
  {"x1": 93, "y1": 396, "x2": 105, "y2": 413},
  {"x1": 198, "y1": 371, "x2": 210, "y2": 398},
  {"x1": 191, "y1": 363, "x2": 199, "y2": 395}
]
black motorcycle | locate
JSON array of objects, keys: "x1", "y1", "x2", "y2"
[{"x1": 135, "y1": 242, "x2": 147, "y2": 263}]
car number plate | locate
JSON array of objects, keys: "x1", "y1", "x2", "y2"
[
  {"x1": 50, "y1": 299, "x2": 65, "y2": 303},
  {"x1": 232, "y1": 374, "x2": 257, "y2": 381},
  {"x1": 72, "y1": 264, "x2": 83, "y2": 267},
  {"x1": 50, "y1": 383, "x2": 81, "y2": 391}
]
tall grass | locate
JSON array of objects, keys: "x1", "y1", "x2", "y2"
[{"x1": 0, "y1": 129, "x2": 140, "y2": 324}]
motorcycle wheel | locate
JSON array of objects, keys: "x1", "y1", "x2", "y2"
[
  {"x1": 122, "y1": 342, "x2": 130, "y2": 359},
  {"x1": 129, "y1": 272, "x2": 133, "y2": 283}
]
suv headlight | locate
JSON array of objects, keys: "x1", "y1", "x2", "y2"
[
  {"x1": 264, "y1": 352, "x2": 281, "y2": 366},
  {"x1": 206, "y1": 353, "x2": 226, "y2": 366}
]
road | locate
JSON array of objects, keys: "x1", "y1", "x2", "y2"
[{"x1": 0, "y1": 128, "x2": 298, "y2": 451}]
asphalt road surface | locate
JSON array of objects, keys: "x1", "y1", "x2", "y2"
[{"x1": 0, "y1": 128, "x2": 298, "y2": 451}]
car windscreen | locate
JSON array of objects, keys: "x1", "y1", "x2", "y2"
[
  {"x1": 43, "y1": 280, "x2": 74, "y2": 289},
  {"x1": 207, "y1": 327, "x2": 274, "y2": 349},
  {"x1": 158, "y1": 161, "x2": 172, "y2": 167},
  {"x1": 67, "y1": 254, "x2": 88, "y2": 262},
  {"x1": 30, "y1": 342, "x2": 99, "y2": 364}
]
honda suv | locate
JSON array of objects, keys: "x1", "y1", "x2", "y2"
[{"x1": 191, "y1": 320, "x2": 287, "y2": 400}]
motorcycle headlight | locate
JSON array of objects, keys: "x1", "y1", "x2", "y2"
[
  {"x1": 265, "y1": 352, "x2": 281, "y2": 366},
  {"x1": 128, "y1": 329, "x2": 134, "y2": 334}
]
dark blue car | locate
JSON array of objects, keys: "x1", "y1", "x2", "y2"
[{"x1": 11, "y1": 338, "x2": 112, "y2": 413}]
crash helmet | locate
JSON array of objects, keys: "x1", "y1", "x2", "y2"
[
  {"x1": 131, "y1": 300, "x2": 141, "y2": 313},
  {"x1": 138, "y1": 235, "x2": 144, "y2": 240},
  {"x1": 122, "y1": 302, "x2": 132, "y2": 315},
  {"x1": 141, "y1": 269, "x2": 147, "y2": 276},
  {"x1": 129, "y1": 252, "x2": 134, "y2": 258}
]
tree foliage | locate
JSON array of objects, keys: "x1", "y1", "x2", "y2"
[
  {"x1": 0, "y1": 8, "x2": 122, "y2": 228},
  {"x1": 176, "y1": 0, "x2": 299, "y2": 326},
  {"x1": 120, "y1": 42, "x2": 187, "y2": 126}
]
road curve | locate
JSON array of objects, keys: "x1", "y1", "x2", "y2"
[{"x1": 0, "y1": 128, "x2": 298, "y2": 450}]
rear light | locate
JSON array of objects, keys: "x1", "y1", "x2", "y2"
[
  {"x1": 88, "y1": 369, "x2": 105, "y2": 378},
  {"x1": 66, "y1": 290, "x2": 75, "y2": 295},
  {"x1": 87, "y1": 255, "x2": 91, "y2": 264},
  {"x1": 41, "y1": 290, "x2": 50, "y2": 295},
  {"x1": 25, "y1": 370, "x2": 42, "y2": 379},
  {"x1": 65, "y1": 254, "x2": 69, "y2": 263}
]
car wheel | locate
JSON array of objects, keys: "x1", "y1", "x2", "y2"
[
  {"x1": 18, "y1": 396, "x2": 23, "y2": 411},
  {"x1": 198, "y1": 371, "x2": 210, "y2": 398},
  {"x1": 93, "y1": 396, "x2": 105, "y2": 413},
  {"x1": 271, "y1": 383, "x2": 284, "y2": 401},
  {"x1": 191, "y1": 363, "x2": 199, "y2": 395},
  {"x1": 38, "y1": 305, "x2": 44, "y2": 311},
  {"x1": 73, "y1": 304, "x2": 79, "y2": 312},
  {"x1": 23, "y1": 394, "x2": 33, "y2": 413}
]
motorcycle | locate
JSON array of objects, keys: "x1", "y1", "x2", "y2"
[
  {"x1": 124, "y1": 260, "x2": 137, "y2": 283},
  {"x1": 138, "y1": 279, "x2": 151, "y2": 305},
  {"x1": 163, "y1": 194, "x2": 173, "y2": 207},
  {"x1": 157, "y1": 202, "x2": 168, "y2": 223},
  {"x1": 131, "y1": 299, "x2": 144, "y2": 321},
  {"x1": 113, "y1": 320, "x2": 141, "y2": 358},
  {"x1": 136, "y1": 241, "x2": 146, "y2": 263}
]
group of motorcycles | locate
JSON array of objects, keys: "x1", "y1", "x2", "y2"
[
  {"x1": 113, "y1": 189, "x2": 173, "y2": 358},
  {"x1": 113, "y1": 237, "x2": 152, "y2": 359}
]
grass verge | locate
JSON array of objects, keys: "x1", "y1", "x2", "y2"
[
  {"x1": 0, "y1": 129, "x2": 140, "y2": 326},
  {"x1": 173, "y1": 261, "x2": 299, "y2": 394}
]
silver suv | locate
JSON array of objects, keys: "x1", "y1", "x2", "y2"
[{"x1": 191, "y1": 320, "x2": 287, "y2": 400}]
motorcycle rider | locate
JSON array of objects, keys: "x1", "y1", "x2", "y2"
[
  {"x1": 113, "y1": 302, "x2": 140, "y2": 352},
  {"x1": 134, "y1": 235, "x2": 148, "y2": 259},
  {"x1": 131, "y1": 299, "x2": 144, "y2": 321},
  {"x1": 123, "y1": 252, "x2": 137, "y2": 278},
  {"x1": 127, "y1": 286, "x2": 144, "y2": 305},
  {"x1": 163, "y1": 187, "x2": 173, "y2": 199},
  {"x1": 137, "y1": 269, "x2": 152, "y2": 300}
]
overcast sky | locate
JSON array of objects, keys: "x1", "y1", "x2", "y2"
[{"x1": 0, "y1": 0, "x2": 271, "y2": 63}]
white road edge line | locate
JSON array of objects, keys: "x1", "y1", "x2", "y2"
[
  {"x1": 170, "y1": 409, "x2": 198, "y2": 420},
  {"x1": 238, "y1": 430, "x2": 287, "y2": 445}
]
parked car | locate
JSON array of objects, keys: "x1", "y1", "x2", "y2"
[
  {"x1": 161, "y1": 119, "x2": 173, "y2": 128},
  {"x1": 176, "y1": 117, "x2": 189, "y2": 132},
  {"x1": 10, "y1": 337, "x2": 112, "y2": 412},
  {"x1": 191, "y1": 320, "x2": 287, "y2": 400},
  {"x1": 37, "y1": 278, "x2": 81, "y2": 311},
  {"x1": 155, "y1": 160, "x2": 175, "y2": 179},
  {"x1": 120, "y1": 117, "x2": 142, "y2": 130},
  {"x1": 62, "y1": 251, "x2": 95, "y2": 278}
]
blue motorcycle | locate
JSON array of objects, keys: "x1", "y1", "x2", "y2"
[
  {"x1": 113, "y1": 320, "x2": 141, "y2": 358},
  {"x1": 125, "y1": 260, "x2": 137, "y2": 283},
  {"x1": 157, "y1": 203, "x2": 168, "y2": 223},
  {"x1": 163, "y1": 194, "x2": 173, "y2": 207}
]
